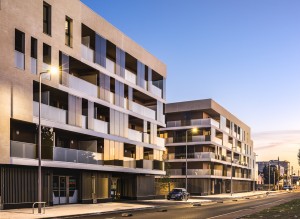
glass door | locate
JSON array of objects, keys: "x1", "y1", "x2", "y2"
[{"x1": 59, "y1": 176, "x2": 67, "y2": 204}]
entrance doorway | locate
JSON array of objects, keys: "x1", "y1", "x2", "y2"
[{"x1": 53, "y1": 176, "x2": 78, "y2": 205}]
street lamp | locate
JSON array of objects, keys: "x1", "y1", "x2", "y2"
[
  {"x1": 185, "y1": 128, "x2": 198, "y2": 196},
  {"x1": 38, "y1": 66, "x2": 58, "y2": 213}
]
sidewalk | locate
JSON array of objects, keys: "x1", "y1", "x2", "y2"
[{"x1": 0, "y1": 191, "x2": 285, "y2": 219}]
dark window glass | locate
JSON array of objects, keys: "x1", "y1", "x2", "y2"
[
  {"x1": 43, "y1": 2, "x2": 51, "y2": 35},
  {"x1": 43, "y1": 43, "x2": 51, "y2": 64},
  {"x1": 65, "y1": 16, "x2": 72, "y2": 47},
  {"x1": 31, "y1": 37, "x2": 37, "y2": 58},
  {"x1": 15, "y1": 29, "x2": 25, "y2": 53}
]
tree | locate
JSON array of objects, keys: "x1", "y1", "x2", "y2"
[{"x1": 156, "y1": 154, "x2": 172, "y2": 194}]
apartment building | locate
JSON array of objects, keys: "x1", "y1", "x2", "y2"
[
  {"x1": 158, "y1": 99, "x2": 256, "y2": 195},
  {"x1": 0, "y1": 0, "x2": 166, "y2": 209}
]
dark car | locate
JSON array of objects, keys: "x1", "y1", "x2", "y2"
[
  {"x1": 282, "y1": 185, "x2": 293, "y2": 191},
  {"x1": 167, "y1": 188, "x2": 190, "y2": 201}
]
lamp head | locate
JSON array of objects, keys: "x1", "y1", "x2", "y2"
[
  {"x1": 191, "y1": 128, "x2": 198, "y2": 134},
  {"x1": 48, "y1": 66, "x2": 59, "y2": 75}
]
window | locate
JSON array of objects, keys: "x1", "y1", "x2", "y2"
[
  {"x1": 43, "y1": 2, "x2": 51, "y2": 35},
  {"x1": 31, "y1": 37, "x2": 37, "y2": 74},
  {"x1": 15, "y1": 29, "x2": 25, "y2": 70},
  {"x1": 43, "y1": 43, "x2": 51, "y2": 65},
  {"x1": 65, "y1": 16, "x2": 72, "y2": 47},
  {"x1": 31, "y1": 37, "x2": 37, "y2": 59},
  {"x1": 15, "y1": 29, "x2": 25, "y2": 53}
]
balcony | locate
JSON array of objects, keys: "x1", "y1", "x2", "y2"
[
  {"x1": 187, "y1": 169, "x2": 211, "y2": 175},
  {"x1": 94, "y1": 119, "x2": 108, "y2": 134},
  {"x1": 191, "y1": 118, "x2": 220, "y2": 128},
  {"x1": 169, "y1": 169, "x2": 182, "y2": 175},
  {"x1": 81, "y1": 44, "x2": 94, "y2": 63},
  {"x1": 194, "y1": 152, "x2": 215, "y2": 159},
  {"x1": 10, "y1": 141, "x2": 36, "y2": 159},
  {"x1": 166, "y1": 120, "x2": 181, "y2": 128},
  {"x1": 106, "y1": 58, "x2": 115, "y2": 74},
  {"x1": 125, "y1": 69, "x2": 136, "y2": 84},
  {"x1": 53, "y1": 147, "x2": 103, "y2": 165},
  {"x1": 136, "y1": 159, "x2": 153, "y2": 170},
  {"x1": 15, "y1": 50, "x2": 24, "y2": 70},
  {"x1": 156, "y1": 137, "x2": 165, "y2": 147},
  {"x1": 61, "y1": 72, "x2": 98, "y2": 98},
  {"x1": 82, "y1": 115, "x2": 87, "y2": 129},
  {"x1": 143, "y1": 133, "x2": 150, "y2": 144},
  {"x1": 213, "y1": 137, "x2": 223, "y2": 145},
  {"x1": 214, "y1": 170, "x2": 223, "y2": 176},
  {"x1": 128, "y1": 128, "x2": 142, "y2": 142},
  {"x1": 31, "y1": 57, "x2": 37, "y2": 74},
  {"x1": 166, "y1": 135, "x2": 210, "y2": 144},
  {"x1": 130, "y1": 101, "x2": 156, "y2": 120},
  {"x1": 33, "y1": 101, "x2": 67, "y2": 124},
  {"x1": 148, "y1": 84, "x2": 162, "y2": 98},
  {"x1": 123, "y1": 157, "x2": 136, "y2": 168}
]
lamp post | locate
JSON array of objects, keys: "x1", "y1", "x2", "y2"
[
  {"x1": 185, "y1": 128, "x2": 198, "y2": 196},
  {"x1": 38, "y1": 66, "x2": 58, "y2": 213}
]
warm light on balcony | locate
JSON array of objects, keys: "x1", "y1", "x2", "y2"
[{"x1": 191, "y1": 127, "x2": 198, "y2": 134}]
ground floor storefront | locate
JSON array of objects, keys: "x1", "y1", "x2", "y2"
[
  {"x1": 0, "y1": 165, "x2": 158, "y2": 209},
  {"x1": 155, "y1": 178, "x2": 254, "y2": 196}
]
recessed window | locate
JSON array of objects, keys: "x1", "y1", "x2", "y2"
[
  {"x1": 65, "y1": 16, "x2": 73, "y2": 47},
  {"x1": 15, "y1": 29, "x2": 25, "y2": 70},
  {"x1": 31, "y1": 37, "x2": 37, "y2": 74},
  {"x1": 43, "y1": 2, "x2": 51, "y2": 35},
  {"x1": 43, "y1": 43, "x2": 51, "y2": 65}
]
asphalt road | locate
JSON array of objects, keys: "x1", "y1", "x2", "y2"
[{"x1": 73, "y1": 192, "x2": 300, "y2": 219}]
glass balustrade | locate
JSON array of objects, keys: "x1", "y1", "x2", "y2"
[
  {"x1": 15, "y1": 50, "x2": 25, "y2": 70},
  {"x1": 33, "y1": 101, "x2": 67, "y2": 124}
]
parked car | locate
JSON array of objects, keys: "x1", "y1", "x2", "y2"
[
  {"x1": 282, "y1": 185, "x2": 293, "y2": 191},
  {"x1": 167, "y1": 188, "x2": 190, "y2": 201}
]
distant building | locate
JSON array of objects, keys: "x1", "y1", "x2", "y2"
[{"x1": 257, "y1": 160, "x2": 290, "y2": 177}]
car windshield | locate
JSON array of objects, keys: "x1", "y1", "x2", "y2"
[{"x1": 172, "y1": 189, "x2": 183, "y2": 193}]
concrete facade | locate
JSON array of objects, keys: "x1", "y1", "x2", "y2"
[
  {"x1": 157, "y1": 99, "x2": 256, "y2": 195},
  {"x1": 0, "y1": 0, "x2": 166, "y2": 209}
]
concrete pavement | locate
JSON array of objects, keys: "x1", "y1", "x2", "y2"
[{"x1": 0, "y1": 190, "x2": 287, "y2": 219}]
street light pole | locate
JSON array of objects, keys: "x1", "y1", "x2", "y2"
[
  {"x1": 38, "y1": 67, "x2": 57, "y2": 213},
  {"x1": 185, "y1": 128, "x2": 198, "y2": 196}
]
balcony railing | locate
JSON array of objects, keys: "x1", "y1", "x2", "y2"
[
  {"x1": 166, "y1": 135, "x2": 210, "y2": 144},
  {"x1": 213, "y1": 137, "x2": 223, "y2": 145},
  {"x1": 125, "y1": 69, "x2": 136, "y2": 84},
  {"x1": 123, "y1": 157, "x2": 136, "y2": 168},
  {"x1": 106, "y1": 58, "x2": 115, "y2": 74},
  {"x1": 136, "y1": 159, "x2": 153, "y2": 170},
  {"x1": 143, "y1": 133, "x2": 150, "y2": 144},
  {"x1": 53, "y1": 147, "x2": 103, "y2": 165},
  {"x1": 128, "y1": 128, "x2": 142, "y2": 142},
  {"x1": 82, "y1": 115, "x2": 87, "y2": 129},
  {"x1": 31, "y1": 57, "x2": 37, "y2": 74},
  {"x1": 187, "y1": 169, "x2": 211, "y2": 175},
  {"x1": 81, "y1": 44, "x2": 94, "y2": 63},
  {"x1": 10, "y1": 141, "x2": 36, "y2": 159},
  {"x1": 166, "y1": 120, "x2": 181, "y2": 127},
  {"x1": 130, "y1": 101, "x2": 156, "y2": 120},
  {"x1": 148, "y1": 83, "x2": 162, "y2": 98},
  {"x1": 15, "y1": 50, "x2": 25, "y2": 70},
  {"x1": 194, "y1": 152, "x2": 215, "y2": 159},
  {"x1": 62, "y1": 72, "x2": 98, "y2": 98},
  {"x1": 33, "y1": 101, "x2": 67, "y2": 124},
  {"x1": 156, "y1": 137, "x2": 165, "y2": 147},
  {"x1": 94, "y1": 119, "x2": 108, "y2": 134}
]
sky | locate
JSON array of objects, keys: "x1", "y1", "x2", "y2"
[{"x1": 81, "y1": 0, "x2": 300, "y2": 172}]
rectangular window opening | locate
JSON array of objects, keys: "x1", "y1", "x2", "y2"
[
  {"x1": 43, "y1": 2, "x2": 51, "y2": 35},
  {"x1": 65, "y1": 16, "x2": 73, "y2": 47}
]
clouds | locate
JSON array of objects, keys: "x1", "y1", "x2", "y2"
[{"x1": 253, "y1": 130, "x2": 300, "y2": 173}]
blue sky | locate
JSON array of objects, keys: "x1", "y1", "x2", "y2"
[{"x1": 81, "y1": 0, "x2": 300, "y2": 169}]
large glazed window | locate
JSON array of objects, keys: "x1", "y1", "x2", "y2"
[{"x1": 43, "y1": 2, "x2": 51, "y2": 35}]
